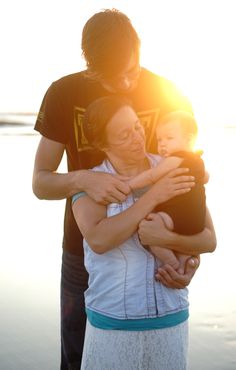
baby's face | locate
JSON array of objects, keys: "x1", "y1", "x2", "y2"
[{"x1": 156, "y1": 121, "x2": 191, "y2": 157}]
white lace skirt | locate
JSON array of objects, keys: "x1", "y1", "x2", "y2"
[{"x1": 81, "y1": 319, "x2": 189, "y2": 370}]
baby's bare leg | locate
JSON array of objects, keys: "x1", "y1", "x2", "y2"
[
  {"x1": 149, "y1": 212, "x2": 180, "y2": 270},
  {"x1": 175, "y1": 253, "x2": 192, "y2": 274}
]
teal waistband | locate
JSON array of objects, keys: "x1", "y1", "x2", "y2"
[{"x1": 86, "y1": 308, "x2": 189, "y2": 331}]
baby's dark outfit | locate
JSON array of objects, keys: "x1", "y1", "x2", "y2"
[{"x1": 154, "y1": 151, "x2": 206, "y2": 234}]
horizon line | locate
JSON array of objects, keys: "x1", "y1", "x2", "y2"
[{"x1": 0, "y1": 112, "x2": 37, "y2": 116}]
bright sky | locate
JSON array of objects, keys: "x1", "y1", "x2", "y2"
[{"x1": 1, "y1": 0, "x2": 236, "y2": 127}]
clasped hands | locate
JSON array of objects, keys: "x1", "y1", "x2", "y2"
[{"x1": 138, "y1": 213, "x2": 200, "y2": 289}]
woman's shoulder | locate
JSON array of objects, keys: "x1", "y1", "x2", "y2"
[{"x1": 91, "y1": 158, "x2": 116, "y2": 174}]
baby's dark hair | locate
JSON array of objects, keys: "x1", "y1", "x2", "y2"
[
  {"x1": 159, "y1": 110, "x2": 198, "y2": 137},
  {"x1": 83, "y1": 96, "x2": 132, "y2": 149}
]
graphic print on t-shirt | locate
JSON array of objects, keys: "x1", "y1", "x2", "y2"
[
  {"x1": 73, "y1": 106, "x2": 88, "y2": 151},
  {"x1": 73, "y1": 106, "x2": 160, "y2": 153},
  {"x1": 137, "y1": 108, "x2": 160, "y2": 152}
]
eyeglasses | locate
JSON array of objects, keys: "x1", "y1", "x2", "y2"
[{"x1": 107, "y1": 120, "x2": 145, "y2": 147}]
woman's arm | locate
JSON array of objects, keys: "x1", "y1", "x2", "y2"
[
  {"x1": 138, "y1": 207, "x2": 217, "y2": 255},
  {"x1": 72, "y1": 168, "x2": 195, "y2": 254},
  {"x1": 167, "y1": 207, "x2": 216, "y2": 254}
]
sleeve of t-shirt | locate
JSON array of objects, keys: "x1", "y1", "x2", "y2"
[{"x1": 34, "y1": 81, "x2": 69, "y2": 144}]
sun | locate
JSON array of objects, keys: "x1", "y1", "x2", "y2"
[{"x1": 137, "y1": 1, "x2": 236, "y2": 133}]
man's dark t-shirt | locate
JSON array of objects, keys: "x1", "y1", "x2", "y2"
[{"x1": 34, "y1": 68, "x2": 193, "y2": 255}]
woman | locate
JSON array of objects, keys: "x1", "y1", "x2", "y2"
[{"x1": 72, "y1": 96, "x2": 216, "y2": 370}]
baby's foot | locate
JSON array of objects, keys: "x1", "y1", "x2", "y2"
[
  {"x1": 176, "y1": 255, "x2": 190, "y2": 275},
  {"x1": 160, "y1": 256, "x2": 180, "y2": 271}
]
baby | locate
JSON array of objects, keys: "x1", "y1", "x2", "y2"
[{"x1": 129, "y1": 110, "x2": 207, "y2": 273}]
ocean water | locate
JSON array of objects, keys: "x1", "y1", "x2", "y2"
[{"x1": 0, "y1": 124, "x2": 235, "y2": 370}]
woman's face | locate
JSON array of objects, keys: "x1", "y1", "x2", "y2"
[{"x1": 103, "y1": 106, "x2": 146, "y2": 163}]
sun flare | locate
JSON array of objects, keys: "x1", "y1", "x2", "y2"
[{"x1": 138, "y1": 1, "x2": 236, "y2": 133}]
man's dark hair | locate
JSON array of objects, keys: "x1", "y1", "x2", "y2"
[
  {"x1": 83, "y1": 96, "x2": 132, "y2": 149},
  {"x1": 81, "y1": 9, "x2": 140, "y2": 79}
]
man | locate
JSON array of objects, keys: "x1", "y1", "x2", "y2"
[{"x1": 32, "y1": 9, "x2": 201, "y2": 370}]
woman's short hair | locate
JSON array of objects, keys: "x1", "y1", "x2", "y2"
[
  {"x1": 83, "y1": 96, "x2": 132, "y2": 149},
  {"x1": 81, "y1": 9, "x2": 140, "y2": 79}
]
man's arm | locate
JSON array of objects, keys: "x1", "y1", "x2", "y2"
[
  {"x1": 138, "y1": 207, "x2": 216, "y2": 255},
  {"x1": 32, "y1": 136, "x2": 130, "y2": 203}
]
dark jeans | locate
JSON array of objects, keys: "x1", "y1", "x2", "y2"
[{"x1": 60, "y1": 251, "x2": 88, "y2": 370}]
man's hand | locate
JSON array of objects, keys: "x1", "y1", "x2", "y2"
[
  {"x1": 84, "y1": 171, "x2": 130, "y2": 205},
  {"x1": 155, "y1": 256, "x2": 200, "y2": 289}
]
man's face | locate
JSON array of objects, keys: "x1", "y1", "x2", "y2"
[{"x1": 101, "y1": 53, "x2": 140, "y2": 93}]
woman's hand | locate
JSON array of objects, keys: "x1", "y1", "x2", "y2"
[
  {"x1": 139, "y1": 207, "x2": 216, "y2": 256},
  {"x1": 138, "y1": 212, "x2": 172, "y2": 247},
  {"x1": 155, "y1": 256, "x2": 200, "y2": 289},
  {"x1": 149, "y1": 167, "x2": 195, "y2": 205}
]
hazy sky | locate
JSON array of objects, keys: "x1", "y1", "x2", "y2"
[{"x1": 1, "y1": 0, "x2": 236, "y2": 126}]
